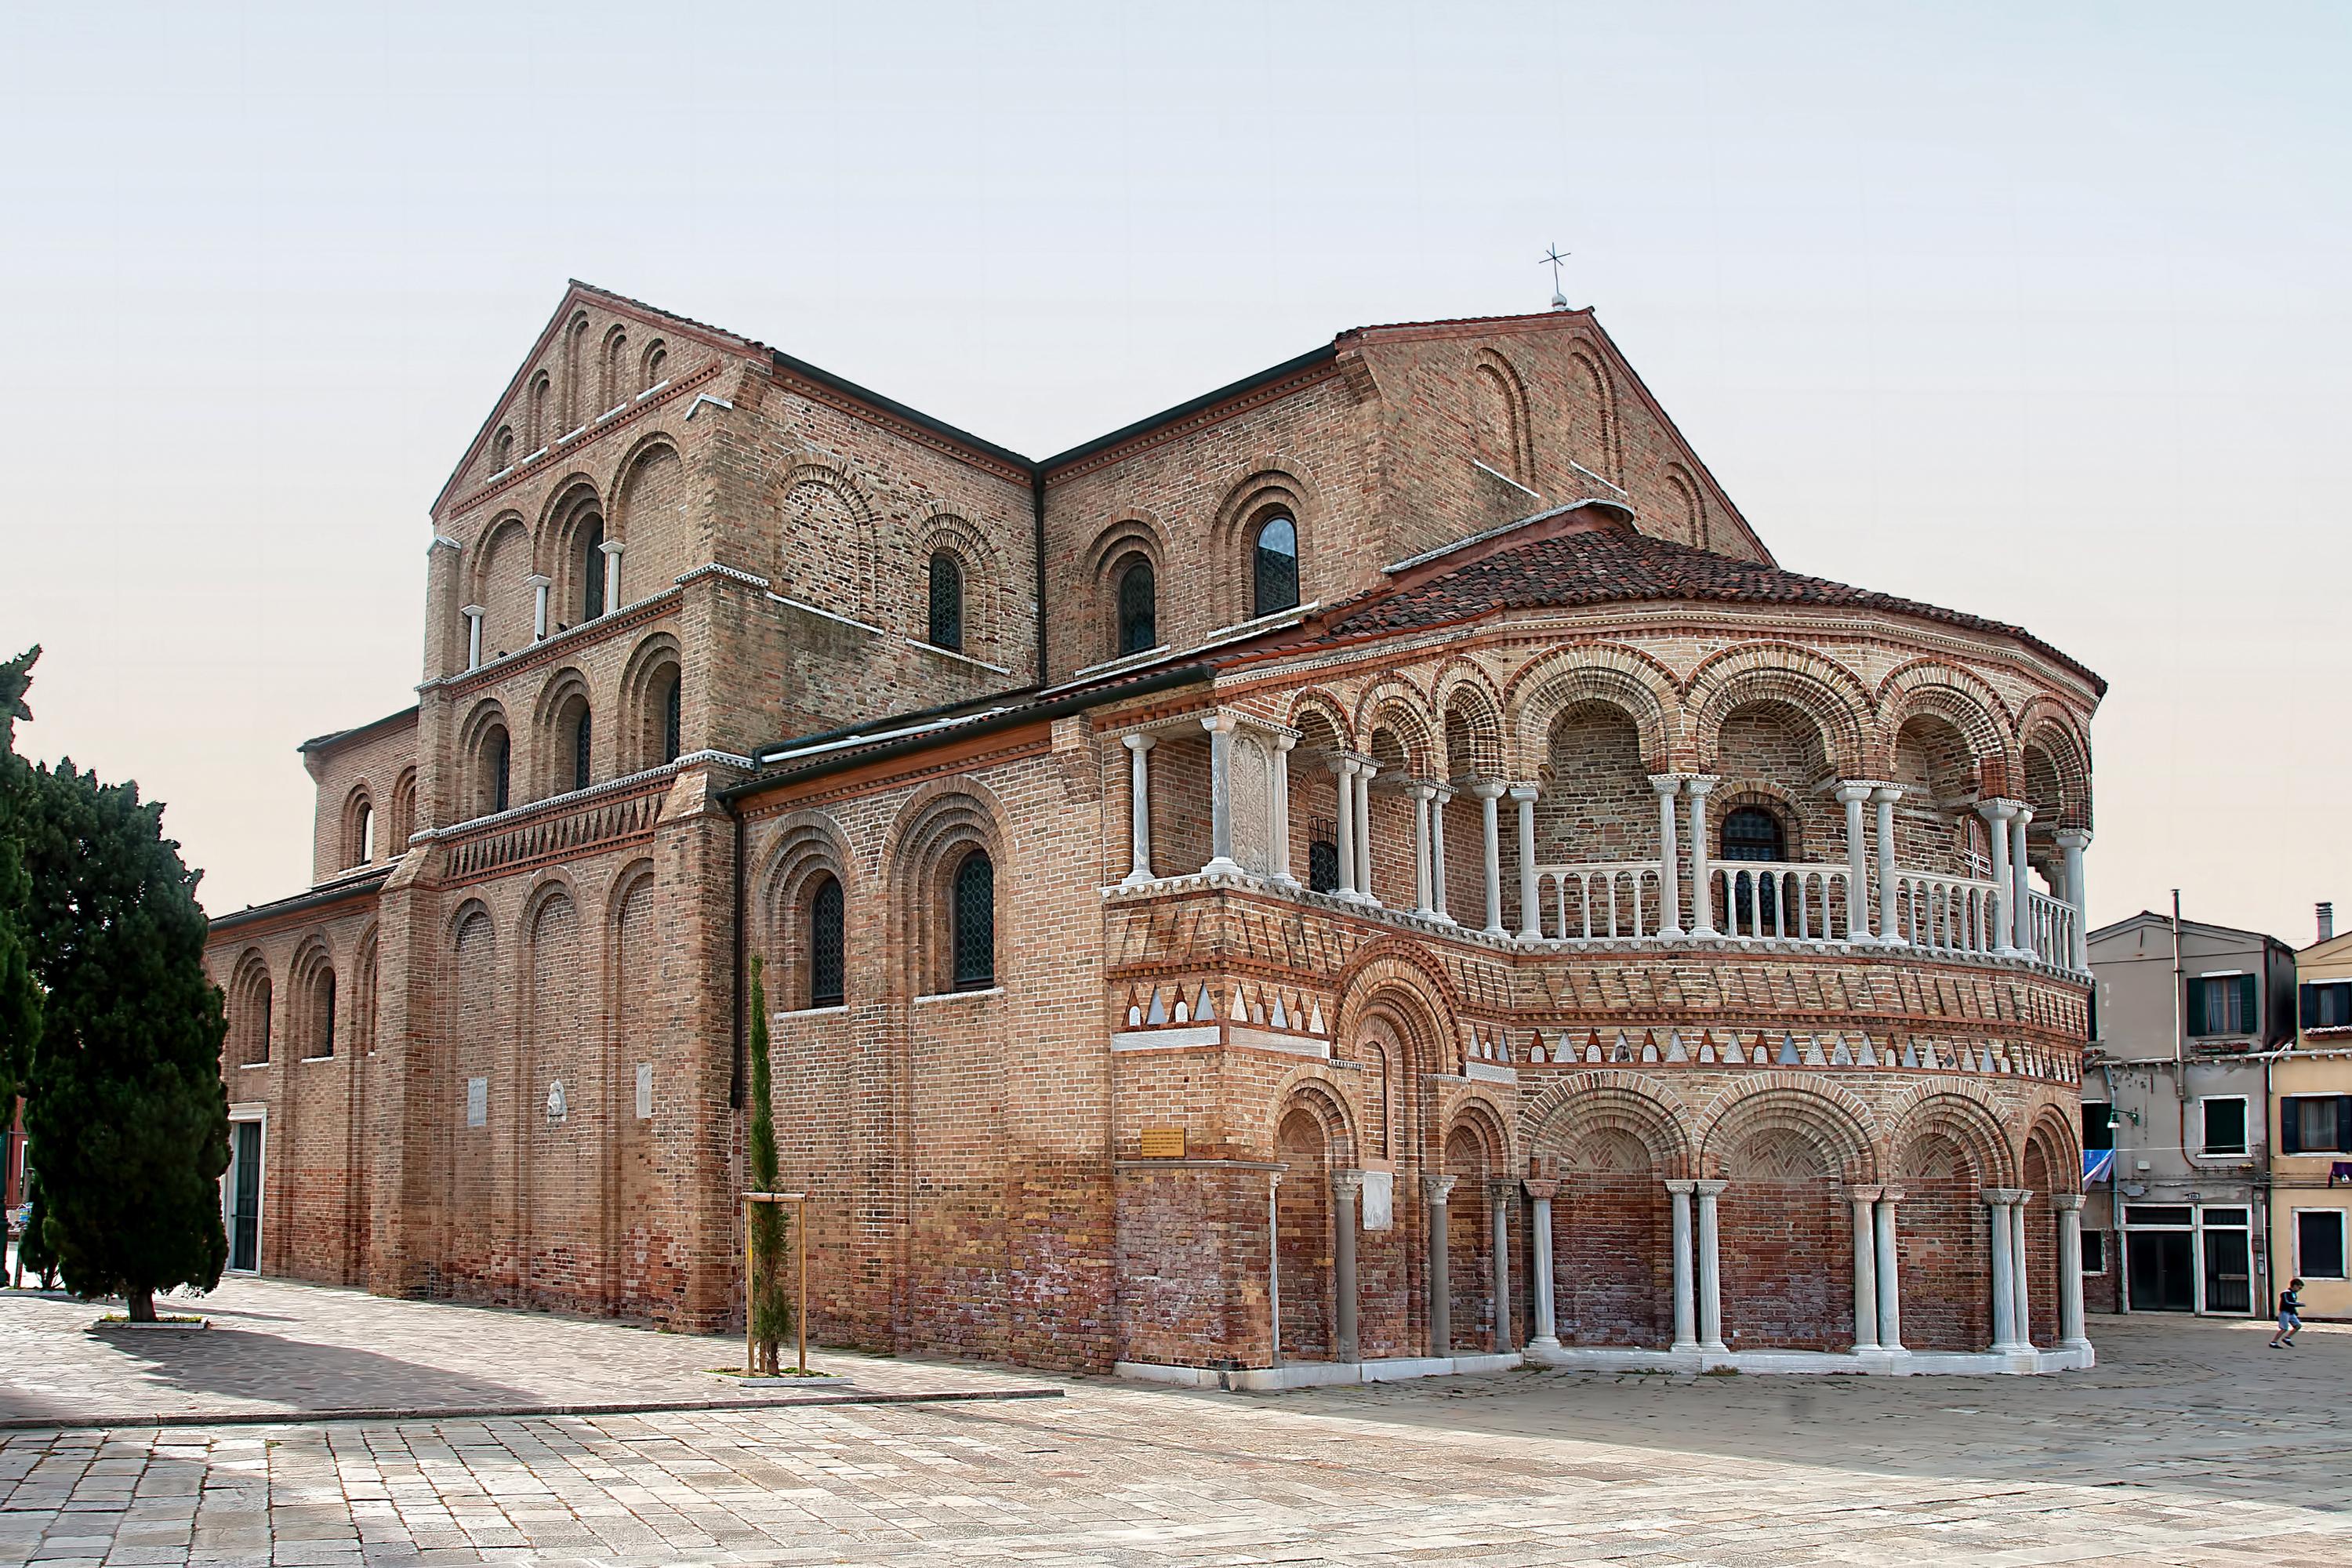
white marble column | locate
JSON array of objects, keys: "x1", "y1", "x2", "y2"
[
  {"x1": 1272, "y1": 735, "x2": 1298, "y2": 887},
  {"x1": 1694, "y1": 1178, "x2": 1727, "y2": 1353},
  {"x1": 1428, "y1": 785, "x2": 1454, "y2": 924},
  {"x1": 1511, "y1": 785, "x2": 1541, "y2": 940},
  {"x1": 1425, "y1": 1175, "x2": 1457, "y2": 1356},
  {"x1": 1333, "y1": 1170, "x2": 1363, "y2": 1363},
  {"x1": 599, "y1": 537, "x2": 625, "y2": 614},
  {"x1": 1122, "y1": 734, "x2": 1156, "y2": 887},
  {"x1": 1872, "y1": 785, "x2": 1903, "y2": 943},
  {"x1": 2052, "y1": 1192, "x2": 2091, "y2": 1351},
  {"x1": 1651, "y1": 775, "x2": 1684, "y2": 937},
  {"x1": 2009, "y1": 805, "x2": 2036, "y2": 960},
  {"x1": 1666, "y1": 1179, "x2": 1699, "y2": 1353},
  {"x1": 1354, "y1": 760, "x2": 1379, "y2": 906},
  {"x1": 1979, "y1": 800, "x2": 2021, "y2": 953},
  {"x1": 1411, "y1": 786, "x2": 1436, "y2": 917},
  {"x1": 1986, "y1": 1188, "x2": 2024, "y2": 1352},
  {"x1": 1526, "y1": 1179, "x2": 1559, "y2": 1348},
  {"x1": 528, "y1": 572, "x2": 552, "y2": 640},
  {"x1": 1268, "y1": 1171, "x2": 1283, "y2": 1364},
  {"x1": 1473, "y1": 780, "x2": 1506, "y2": 936},
  {"x1": 1836, "y1": 782, "x2": 1874, "y2": 942},
  {"x1": 2054, "y1": 828, "x2": 2091, "y2": 971},
  {"x1": 1686, "y1": 777, "x2": 1719, "y2": 936},
  {"x1": 1330, "y1": 756, "x2": 1360, "y2": 899},
  {"x1": 463, "y1": 605, "x2": 485, "y2": 670},
  {"x1": 2010, "y1": 1191, "x2": 2035, "y2": 1349},
  {"x1": 1488, "y1": 1180, "x2": 1515, "y2": 1352},
  {"x1": 1849, "y1": 1185, "x2": 1882, "y2": 1352},
  {"x1": 1875, "y1": 1189, "x2": 1905, "y2": 1352},
  {"x1": 1202, "y1": 713, "x2": 1241, "y2": 876}
]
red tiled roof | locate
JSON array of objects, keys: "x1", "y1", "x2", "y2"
[{"x1": 1312, "y1": 522, "x2": 2103, "y2": 693}]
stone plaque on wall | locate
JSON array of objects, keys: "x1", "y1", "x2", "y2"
[
  {"x1": 1231, "y1": 731, "x2": 1272, "y2": 876},
  {"x1": 635, "y1": 1062, "x2": 653, "y2": 1120},
  {"x1": 466, "y1": 1076, "x2": 487, "y2": 1128},
  {"x1": 1359, "y1": 1169, "x2": 1395, "y2": 1232},
  {"x1": 1139, "y1": 1126, "x2": 1186, "y2": 1158}
]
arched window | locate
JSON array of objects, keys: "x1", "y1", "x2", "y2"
[
  {"x1": 580, "y1": 518, "x2": 606, "y2": 621},
  {"x1": 601, "y1": 327, "x2": 628, "y2": 410},
  {"x1": 314, "y1": 971, "x2": 336, "y2": 1058},
  {"x1": 927, "y1": 550, "x2": 964, "y2": 651},
  {"x1": 1720, "y1": 807, "x2": 1786, "y2": 862},
  {"x1": 952, "y1": 850, "x2": 995, "y2": 990},
  {"x1": 641, "y1": 339, "x2": 667, "y2": 390},
  {"x1": 570, "y1": 703, "x2": 593, "y2": 793},
  {"x1": 486, "y1": 726, "x2": 511, "y2": 815},
  {"x1": 528, "y1": 373, "x2": 550, "y2": 450},
  {"x1": 357, "y1": 804, "x2": 375, "y2": 866},
  {"x1": 1116, "y1": 557, "x2": 1156, "y2": 655},
  {"x1": 662, "y1": 674, "x2": 682, "y2": 764},
  {"x1": 809, "y1": 874, "x2": 845, "y2": 1007},
  {"x1": 1253, "y1": 514, "x2": 1298, "y2": 618},
  {"x1": 491, "y1": 426, "x2": 514, "y2": 472}
]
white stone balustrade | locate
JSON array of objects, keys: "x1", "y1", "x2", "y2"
[
  {"x1": 1889, "y1": 870, "x2": 2003, "y2": 956},
  {"x1": 1708, "y1": 861, "x2": 1855, "y2": 942},
  {"x1": 2023, "y1": 889, "x2": 2078, "y2": 970},
  {"x1": 1531, "y1": 862, "x2": 1668, "y2": 940}
]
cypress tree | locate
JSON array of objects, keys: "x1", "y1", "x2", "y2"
[
  {"x1": 0, "y1": 648, "x2": 41, "y2": 1112},
  {"x1": 19, "y1": 753, "x2": 228, "y2": 1320},
  {"x1": 746, "y1": 955, "x2": 793, "y2": 1372}
]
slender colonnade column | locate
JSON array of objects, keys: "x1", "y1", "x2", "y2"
[
  {"x1": 1201, "y1": 713, "x2": 1240, "y2": 875},
  {"x1": 463, "y1": 605, "x2": 485, "y2": 670},
  {"x1": 1332, "y1": 1171, "x2": 1363, "y2": 1363},
  {"x1": 1410, "y1": 786, "x2": 1435, "y2": 916},
  {"x1": 1837, "y1": 782, "x2": 1873, "y2": 942},
  {"x1": 1849, "y1": 1185, "x2": 1882, "y2": 1352},
  {"x1": 1511, "y1": 785, "x2": 1541, "y2": 940},
  {"x1": 1354, "y1": 760, "x2": 1378, "y2": 902},
  {"x1": 2010, "y1": 806, "x2": 2036, "y2": 959},
  {"x1": 2055, "y1": 828, "x2": 2092, "y2": 971},
  {"x1": 1985, "y1": 1188, "x2": 2024, "y2": 1352},
  {"x1": 1525, "y1": 1179, "x2": 1559, "y2": 1348},
  {"x1": 1650, "y1": 775, "x2": 1683, "y2": 937},
  {"x1": 1330, "y1": 757, "x2": 1359, "y2": 899},
  {"x1": 1872, "y1": 785, "x2": 1903, "y2": 943},
  {"x1": 1685, "y1": 778, "x2": 1718, "y2": 936},
  {"x1": 1487, "y1": 1180, "x2": 1515, "y2": 1353},
  {"x1": 1473, "y1": 780, "x2": 1506, "y2": 936},
  {"x1": 2010, "y1": 1190, "x2": 2034, "y2": 1350},
  {"x1": 600, "y1": 537, "x2": 624, "y2": 612},
  {"x1": 1425, "y1": 1175, "x2": 1456, "y2": 1356},
  {"x1": 1665, "y1": 1179, "x2": 1699, "y2": 1353},
  {"x1": 1875, "y1": 1188, "x2": 1905, "y2": 1353},
  {"x1": 1693, "y1": 1178, "x2": 1727, "y2": 1353},
  {"x1": 2052, "y1": 1192, "x2": 2091, "y2": 1351},
  {"x1": 1979, "y1": 800, "x2": 2020, "y2": 953},
  {"x1": 528, "y1": 573, "x2": 551, "y2": 640},
  {"x1": 1428, "y1": 784, "x2": 1454, "y2": 923},
  {"x1": 1122, "y1": 734, "x2": 1155, "y2": 887},
  {"x1": 1271, "y1": 735, "x2": 1298, "y2": 886}
]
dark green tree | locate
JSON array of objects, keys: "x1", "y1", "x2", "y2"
[
  {"x1": 0, "y1": 647, "x2": 41, "y2": 1112},
  {"x1": 15, "y1": 1168, "x2": 56, "y2": 1289},
  {"x1": 746, "y1": 955, "x2": 794, "y2": 1373},
  {"x1": 20, "y1": 753, "x2": 228, "y2": 1320}
]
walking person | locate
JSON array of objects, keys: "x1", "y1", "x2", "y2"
[{"x1": 2270, "y1": 1279, "x2": 2304, "y2": 1348}]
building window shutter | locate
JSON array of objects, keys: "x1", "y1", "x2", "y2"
[
  {"x1": 2238, "y1": 974, "x2": 2259, "y2": 1033},
  {"x1": 2339, "y1": 1094, "x2": 2352, "y2": 1155},
  {"x1": 2281, "y1": 1098, "x2": 2303, "y2": 1156},
  {"x1": 2303, "y1": 983, "x2": 2320, "y2": 1029},
  {"x1": 2185, "y1": 976, "x2": 2206, "y2": 1034}
]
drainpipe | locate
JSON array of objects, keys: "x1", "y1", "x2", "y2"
[
  {"x1": 727, "y1": 795, "x2": 746, "y2": 1110},
  {"x1": 1031, "y1": 468, "x2": 1049, "y2": 685},
  {"x1": 2103, "y1": 1058, "x2": 2126, "y2": 1314}
]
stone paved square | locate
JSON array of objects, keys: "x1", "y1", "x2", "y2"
[{"x1": 2, "y1": 1279, "x2": 2347, "y2": 1563}]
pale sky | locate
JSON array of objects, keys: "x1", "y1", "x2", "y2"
[{"x1": 2, "y1": 2, "x2": 2345, "y2": 941}]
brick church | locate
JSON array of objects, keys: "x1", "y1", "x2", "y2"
[{"x1": 205, "y1": 283, "x2": 2103, "y2": 1380}]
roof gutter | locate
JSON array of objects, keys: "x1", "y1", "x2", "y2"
[{"x1": 717, "y1": 662, "x2": 1211, "y2": 804}]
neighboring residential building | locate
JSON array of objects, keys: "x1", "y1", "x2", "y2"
[
  {"x1": 2281, "y1": 904, "x2": 2352, "y2": 1319},
  {"x1": 201, "y1": 282, "x2": 2104, "y2": 1381},
  {"x1": 2083, "y1": 912, "x2": 2296, "y2": 1317}
]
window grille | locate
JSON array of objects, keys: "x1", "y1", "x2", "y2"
[
  {"x1": 1117, "y1": 557, "x2": 1156, "y2": 654},
  {"x1": 572, "y1": 707, "x2": 593, "y2": 793},
  {"x1": 953, "y1": 851, "x2": 995, "y2": 989},
  {"x1": 1253, "y1": 514, "x2": 1298, "y2": 618},
  {"x1": 662, "y1": 677, "x2": 682, "y2": 764},
  {"x1": 1720, "y1": 806, "x2": 1787, "y2": 928},
  {"x1": 810, "y1": 876, "x2": 845, "y2": 1007},
  {"x1": 581, "y1": 520, "x2": 605, "y2": 620},
  {"x1": 927, "y1": 551, "x2": 964, "y2": 652},
  {"x1": 1307, "y1": 837, "x2": 1340, "y2": 895},
  {"x1": 491, "y1": 731, "x2": 510, "y2": 814}
]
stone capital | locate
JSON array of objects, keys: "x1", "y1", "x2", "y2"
[
  {"x1": 1200, "y1": 710, "x2": 1240, "y2": 736},
  {"x1": 2049, "y1": 1192, "x2": 2086, "y2": 1211},
  {"x1": 1833, "y1": 780, "x2": 1880, "y2": 806},
  {"x1": 1844, "y1": 1184, "x2": 1884, "y2": 1203},
  {"x1": 599, "y1": 538, "x2": 626, "y2": 556},
  {"x1": 1975, "y1": 798, "x2": 2025, "y2": 825},
  {"x1": 1466, "y1": 777, "x2": 1508, "y2": 800},
  {"x1": 1868, "y1": 783, "x2": 1904, "y2": 805},
  {"x1": 1682, "y1": 775, "x2": 1720, "y2": 797},
  {"x1": 429, "y1": 533, "x2": 461, "y2": 554},
  {"x1": 1505, "y1": 782, "x2": 1541, "y2": 803},
  {"x1": 1330, "y1": 1169, "x2": 1368, "y2": 1196},
  {"x1": 1877, "y1": 1186, "x2": 1905, "y2": 1205},
  {"x1": 1327, "y1": 752, "x2": 1359, "y2": 779},
  {"x1": 1982, "y1": 1186, "x2": 2029, "y2": 1207},
  {"x1": 1486, "y1": 1178, "x2": 1519, "y2": 1203},
  {"x1": 1691, "y1": 1178, "x2": 1728, "y2": 1196},
  {"x1": 1273, "y1": 731, "x2": 1298, "y2": 753},
  {"x1": 1421, "y1": 1174, "x2": 1457, "y2": 1204},
  {"x1": 524, "y1": 572, "x2": 552, "y2": 590},
  {"x1": 1662, "y1": 1178, "x2": 1697, "y2": 1196},
  {"x1": 2053, "y1": 827, "x2": 2092, "y2": 851},
  {"x1": 460, "y1": 604, "x2": 485, "y2": 620},
  {"x1": 1123, "y1": 731, "x2": 1156, "y2": 754},
  {"x1": 1648, "y1": 772, "x2": 1684, "y2": 798},
  {"x1": 1522, "y1": 1178, "x2": 1560, "y2": 1201}
]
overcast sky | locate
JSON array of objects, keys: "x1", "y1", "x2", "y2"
[{"x1": 2, "y1": 2, "x2": 2346, "y2": 942}]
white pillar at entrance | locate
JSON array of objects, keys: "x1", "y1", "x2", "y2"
[
  {"x1": 1686, "y1": 777, "x2": 1718, "y2": 936},
  {"x1": 1354, "y1": 760, "x2": 1379, "y2": 906},
  {"x1": 528, "y1": 573, "x2": 552, "y2": 641},
  {"x1": 1428, "y1": 785, "x2": 1454, "y2": 923},
  {"x1": 1201, "y1": 713, "x2": 1242, "y2": 876},
  {"x1": 1473, "y1": 780, "x2": 1507, "y2": 936},
  {"x1": 1666, "y1": 1179, "x2": 1699, "y2": 1353},
  {"x1": 1330, "y1": 756, "x2": 1360, "y2": 899},
  {"x1": 1272, "y1": 735, "x2": 1298, "y2": 887},
  {"x1": 1121, "y1": 734, "x2": 1156, "y2": 887},
  {"x1": 1424, "y1": 1175, "x2": 1457, "y2": 1356},
  {"x1": 1837, "y1": 782, "x2": 1874, "y2": 942},
  {"x1": 1872, "y1": 785, "x2": 1904, "y2": 942},
  {"x1": 1526, "y1": 1179, "x2": 1559, "y2": 1348},
  {"x1": 2052, "y1": 1192, "x2": 2092, "y2": 1352},
  {"x1": 1332, "y1": 1169, "x2": 1363, "y2": 1363},
  {"x1": 2054, "y1": 829, "x2": 2092, "y2": 971},
  {"x1": 1986, "y1": 1188, "x2": 2024, "y2": 1352},
  {"x1": 1511, "y1": 785, "x2": 1541, "y2": 940},
  {"x1": 1651, "y1": 775, "x2": 1684, "y2": 937},
  {"x1": 1694, "y1": 1178, "x2": 1727, "y2": 1353},
  {"x1": 1849, "y1": 1185, "x2": 1882, "y2": 1352},
  {"x1": 1979, "y1": 800, "x2": 2021, "y2": 953},
  {"x1": 1488, "y1": 1180, "x2": 1515, "y2": 1352},
  {"x1": 599, "y1": 537, "x2": 624, "y2": 612},
  {"x1": 1875, "y1": 1189, "x2": 1905, "y2": 1353},
  {"x1": 2010, "y1": 1191, "x2": 2034, "y2": 1349},
  {"x1": 1410, "y1": 786, "x2": 1435, "y2": 917},
  {"x1": 463, "y1": 605, "x2": 485, "y2": 670},
  {"x1": 2009, "y1": 805, "x2": 2036, "y2": 960}
]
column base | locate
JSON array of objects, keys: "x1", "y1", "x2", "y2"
[
  {"x1": 1200, "y1": 856, "x2": 1246, "y2": 878},
  {"x1": 1120, "y1": 870, "x2": 1160, "y2": 889},
  {"x1": 1701, "y1": 1338, "x2": 1727, "y2": 1354},
  {"x1": 1528, "y1": 1334, "x2": 1561, "y2": 1351}
]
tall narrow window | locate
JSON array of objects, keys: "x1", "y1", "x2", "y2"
[
  {"x1": 952, "y1": 850, "x2": 995, "y2": 990},
  {"x1": 1308, "y1": 837, "x2": 1340, "y2": 895},
  {"x1": 662, "y1": 675, "x2": 682, "y2": 764},
  {"x1": 1253, "y1": 514, "x2": 1298, "y2": 618},
  {"x1": 318, "y1": 973, "x2": 336, "y2": 1058},
  {"x1": 490, "y1": 729, "x2": 511, "y2": 815},
  {"x1": 1116, "y1": 557, "x2": 1156, "y2": 655},
  {"x1": 356, "y1": 804, "x2": 375, "y2": 866},
  {"x1": 572, "y1": 706, "x2": 593, "y2": 793},
  {"x1": 581, "y1": 519, "x2": 606, "y2": 621},
  {"x1": 809, "y1": 874, "x2": 845, "y2": 1007},
  {"x1": 927, "y1": 550, "x2": 964, "y2": 651}
]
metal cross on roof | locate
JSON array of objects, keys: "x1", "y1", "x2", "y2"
[{"x1": 1541, "y1": 244, "x2": 1570, "y2": 309}]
